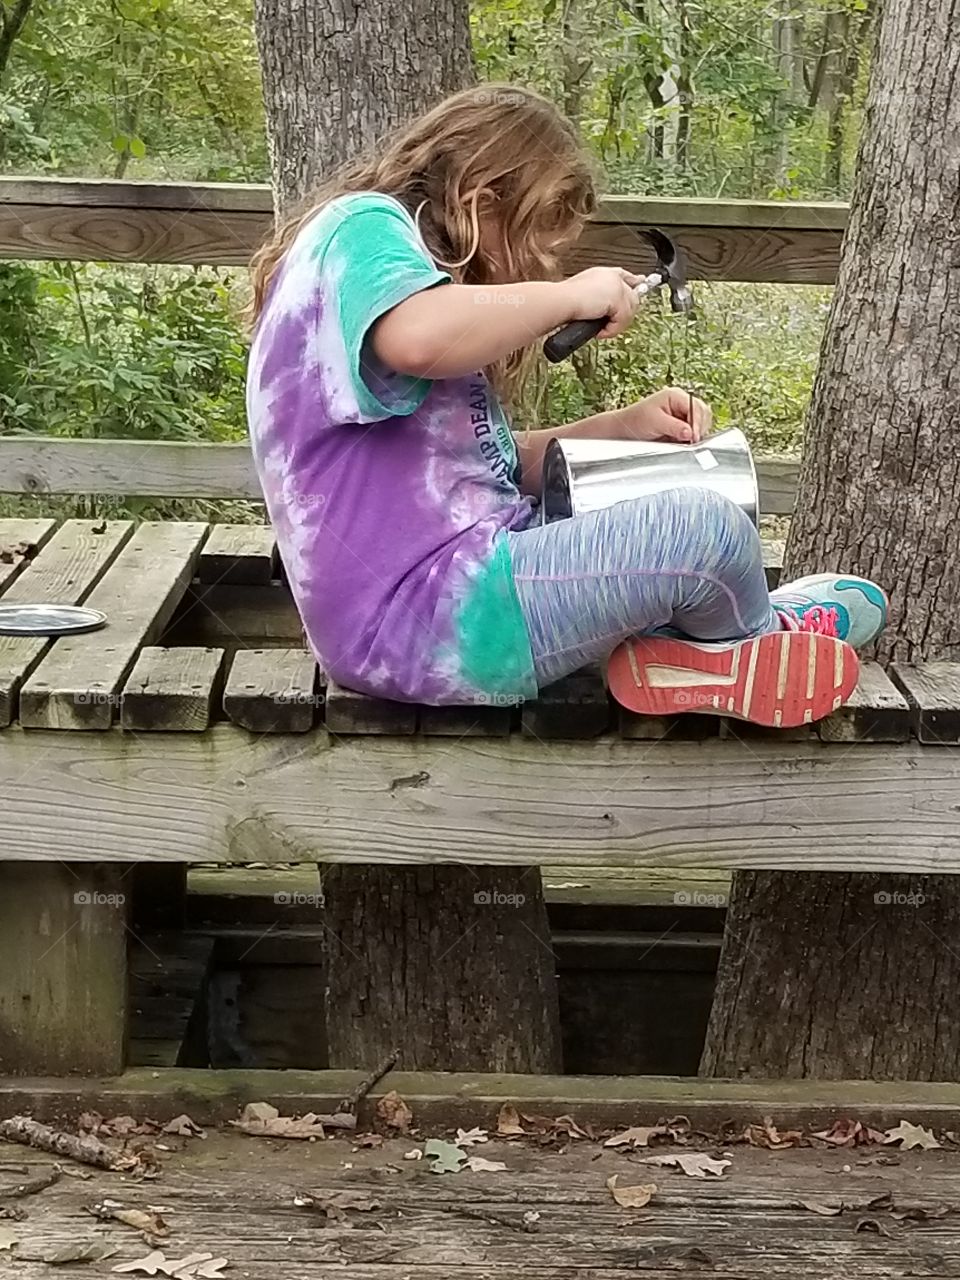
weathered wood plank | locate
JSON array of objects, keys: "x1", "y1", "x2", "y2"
[
  {"x1": 619, "y1": 709, "x2": 719, "y2": 740},
  {"x1": 817, "y1": 661, "x2": 913, "y2": 743},
  {"x1": 121, "y1": 645, "x2": 225, "y2": 731},
  {"x1": 0, "y1": 519, "x2": 134, "y2": 726},
  {"x1": 0, "y1": 517, "x2": 57, "y2": 595},
  {"x1": 2, "y1": 726, "x2": 960, "y2": 869},
  {"x1": 198, "y1": 523, "x2": 276, "y2": 585},
  {"x1": 165, "y1": 582, "x2": 302, "y2": 647},
  {"x1": 222, "y1": 647, "x2": 320, "y2": 732},
  {"x1": 572, "y1": 219, "x2": 842, "y2": 285},
  {"x1": 417, "y1": 701, "x2": 513, "y2": 736},
  {"x1": 0, "y1": 437, "x2": 800, "y2": 515},
  {"x1": 762, "y1": 536, "x2": 785, "y2": 588},
  {"x1": 7, "y1": 1064, "x2": 960, "y2": 1131},
  {"x1": 19, "y1": 522, "x2": 207, "y2": 730},
  {"x1": 890, "y1": 662, "x2": 960, "y2": 745},
  {"x1": 0, "y1": 437, "x2": 263, "y2": 499},
  {"x1": 521, "y1": 666, "x2": 610, "y2": 739},
  {"x1": 0, "y1": 177, "x2": 846, "y2": 284},
  {"x1": 0, "y1": 864, "x2": 127, "y2": 1075},
  {"x1": 325, "y1": 679, "x2": 417, "y2": 735}
]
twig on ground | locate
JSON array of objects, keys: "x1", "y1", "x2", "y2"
[
  {"x1": 337, "y1": 1049, "x2": 401, "y2": 1117},
  {"x1": 439, "y1": 1204, "x2": 540, "y2": 1233},
  {"x1": 0, "y1": 1165, "x2": 62, "y2": 1198},
  {"x1": 0, "y1": 1118, "x2": 116, "y2": 1170}
]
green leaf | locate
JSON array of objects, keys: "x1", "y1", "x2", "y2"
[
  {"x1": 129, "y1": 136, "x2": 146, "y2": 159},
  {"x1": 110, "y1": 134, "x2": 129, "y2": 153}
]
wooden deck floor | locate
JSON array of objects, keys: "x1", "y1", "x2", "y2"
[{"x1": 5, "y1": 1125, "x2": 960, "y2": 1277}]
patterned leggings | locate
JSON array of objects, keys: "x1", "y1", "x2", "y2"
[{"x1": 506, "y1": 487, "x2": 778, "y2": 689}]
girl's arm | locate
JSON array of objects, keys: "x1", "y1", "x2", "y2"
[
  {"x1": 370, "y1": 268, "x2": 643, "y2": 379},
  {"x1": 515, "y1": 391, "x2": 713, "y2": 497}
]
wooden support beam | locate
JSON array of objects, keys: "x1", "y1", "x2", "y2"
[
  {"x1": 817, "y1": 662, "x2": 913, "y2": 743},
  {"x1": 2, "y1": 725, "x2": 960, "y2": 870},
  {"x1": 198, "y1": 524, "x2": 276, "y2": 585},
  {"x1": 325, "y1": 679, "x2": 417, "y2": 735},
  {"x1": 0, "y1": 864, "x2": 128, "y2": 1075},
  {"x1": 5, "y1": 1065, "x2": 960, "y2": 1133},
  {"x1": 890, "y1": 662, "x2": 960, "y2": 745}
]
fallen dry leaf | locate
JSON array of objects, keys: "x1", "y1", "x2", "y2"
[
  {"x1": 105, "y1": 1116, "x2": 144, "y2": 1137},
  {"x1": 403, "y1": 1148, "x2": 422, "y2": 1161},
  {"x1": 423, "y1": 1139, "x2": 467, "y2": 1175},
  {"x1": 637, "y1": 1152, "x2": 731, "y2": 1179},
  {"x1": 351, "y1": 1134, "x2": 384, "y2": 1149},
  {"x1": 812, "y1": 1118, "x2": 885, "y2": 1148},
  {"x1": 0, "y1": 1225, "x2": 19, "y2": 1249},
  {"x1": 465, "y1": 1156, "x2": 507, "y2": 1173},
  {"x1": 884, "y1": 1120, "x2": 941, "y2": 1151},
  {"x1": 855, "y1": 1217, "x2": 898, "y2": 1238},
  {"x1": 112, "y1": 1250, "x2": 229, "y2": 1278},
  {"x1": 17, "y1": 1239, "x2": 119, "y2": 1265},
  {"x1": 891, "y1": 1203, "x2": 952, "y2": 1222},
  {"x1": 295, "y1": 1191, "x2": 381, "y2": 1221},
  {"x1": 604, "y1": 1126, "x2": 668, "y2": 1150},
  {"x1": 552, "y1": 1114, "x2": 590, "y2": 1140},
  {"x1": 161, "y1": 1116, "x2": 205, "y2": 1140},
  {"x1": 455, "y1": 1127, "x2": 489, "y2": 1147},
  {"x1": 797, "y1": 1200, "x2": 842, "y2": 1216},
  {"x1": 743, "y1": 1117, "x2": 803, "y2": 1149},
  {"x1": 607, "y1": 1175, "x2": 657, "y2": 1209},
  {"x1": 88, "y1": 1199, "x2": 169, "y2": 1242},
  {"x1": 375, "y1": 1091, "x2": 412, "y2": 1135},
  {"x1": 230, "y1": 1102, "x2": 325, "y2": 1141},
  {"x1": 496, "y1": 1104, "x2": 525, "y2": 1137}
]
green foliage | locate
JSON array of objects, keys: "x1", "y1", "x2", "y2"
[{"x1": 0, "y1": 0, "x2": 876, "y2": 486}]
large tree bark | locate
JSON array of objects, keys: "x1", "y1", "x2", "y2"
[
  {"x1": 702, "y1": 0, "x2": 960, "y2": 1081},
  {"x1": 323, "y1": 866, "x2": 561, "y2": 1072},
  {"x1": 252, "y1": 1, "x2": 563, "y2": 1073},
  {"x1": 252, "y1": 0, "x2": 474, "y2": 211}
]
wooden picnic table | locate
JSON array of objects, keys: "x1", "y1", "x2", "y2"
[{"x1": 2, "y1": 514, "x2": 960, "y2": 1080}]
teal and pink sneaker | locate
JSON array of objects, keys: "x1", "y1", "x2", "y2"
[
  {"x1": 608, "y1": 630, "x2": 859, "y2": 728},
  {"x1": 771, "y1": 574, "x2": 888, "y2": 649}
]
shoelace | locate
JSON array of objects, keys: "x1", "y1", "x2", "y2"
[{"x1": 776, "y1": 604, "x2": 841, "y2": 637}]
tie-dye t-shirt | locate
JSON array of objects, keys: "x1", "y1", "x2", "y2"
[{"x1": 246, "y1": 192, "x2": 538, "y2": 705}]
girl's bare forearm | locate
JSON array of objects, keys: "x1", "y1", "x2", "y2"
[{"x1": 372, "y1": 282, "x2": 572, "y2": 378}]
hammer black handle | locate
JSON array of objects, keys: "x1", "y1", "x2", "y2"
[{"x1": 543, "y1": 316, "x2": 606, "y2": 363}]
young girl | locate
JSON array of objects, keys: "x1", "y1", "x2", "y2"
[{"x1": 246, "y1": 85, "x2": 887, "y2": 727}]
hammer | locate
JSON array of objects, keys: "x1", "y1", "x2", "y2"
[{"x1": 543, "y1": 229, "x2": 694, "y2": 364}]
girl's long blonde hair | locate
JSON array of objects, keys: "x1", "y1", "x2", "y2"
[{"x1": 249, "y1": 84, "x2": 596, "y2": 402}]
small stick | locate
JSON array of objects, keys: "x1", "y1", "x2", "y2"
[
  {"x1": 440, "y1": 1204, "x2": 540, "y2": 1234},
  {"x1": 337, "y1": 1048, "x2": 400, "y2": 1117},
  {"x1": 0, "y1": 1165, "x2": 62, "y2": 1198},
  {"x1": 0, "y1": 1117, "x2": 116, "y2": 1171}
]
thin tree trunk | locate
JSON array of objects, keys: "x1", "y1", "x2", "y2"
[
  {"x1": 702, "y1": 0, "x2": 960, "y2": 1081},
  {"x1": 253, "y1": 0, "x2": 475, "y2": 212},
  {"x1": 0, "y1": 0, "x2": 33, "y2": 86},
  {"x1": 252, "y1": 0, "x2": 563, "y2": 1073}
]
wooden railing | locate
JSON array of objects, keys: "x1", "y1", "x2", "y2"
[
  {"x1": 0, "y1": 176, "x2": 838, "y2": 512},
  {"x1": 0, "y1": 176, "x2": 848, "y2": 283}
]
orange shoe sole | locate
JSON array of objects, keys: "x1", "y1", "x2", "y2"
[{"x1": 607, "y1": 631, "x2": 859, "y2": 728}]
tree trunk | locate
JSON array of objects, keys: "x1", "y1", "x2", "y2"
[
  {"x1": 323, "y1": 866, "x2": 562, "y2": 1072},
  {"x1": 252, "y1": 0, "x2": 563, "y2": 1073},
  {"x1": 0, "y1": 0, "x2": 33, "y2": 86},
  {"x1": 702, "y1": 0, "x2": 960, "y2": 1081},
  {"x1": 252, "y1": 0, "x2": 475, "y2": 212}
]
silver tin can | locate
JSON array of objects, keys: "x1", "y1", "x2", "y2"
[{"x1": 540, "y1": 427, "x2": 760, "y2": 527}]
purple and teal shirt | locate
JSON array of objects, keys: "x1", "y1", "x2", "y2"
[{"x1": 246, "y1": 192, "x2": 538, "y2": 704}]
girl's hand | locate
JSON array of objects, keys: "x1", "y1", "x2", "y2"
[
  {"x1": 558, "y1": 267, "x2": 643, "y2": 339},
  {"x1": 615, "y1": 388, "x2": 712, "y2": 444}
]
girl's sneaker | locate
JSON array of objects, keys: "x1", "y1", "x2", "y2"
[
  {"x1": 607, "y1": 630, "x2": 859, "y2": 728},
  {"x1": 771, "y1": 574, "x2": 888, "y2": 649}
]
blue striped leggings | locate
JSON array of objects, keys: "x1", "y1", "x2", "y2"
[{"x1": 506, "y1": 488, "x2": 778, "y2": 688}]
